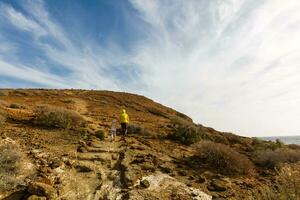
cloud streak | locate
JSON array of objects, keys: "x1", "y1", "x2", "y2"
[{"x1": 0, "y1": 0, "x2": 300, "y2": 136}]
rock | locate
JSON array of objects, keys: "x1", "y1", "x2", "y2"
[
  {"x1": 197, "y1": 175, "x2": 206, "y2": 183},
  {"x1": 112, "y1": 154, "x2": 118, "y2": 160},
  {"x1": 178, "y1": 170, "x2": 187, "y2": 176},
  {"x1": 28, "y1": 182, "x2": 55, "y2": 198},
  {"x1": 53, "y1": 167, "x2": 64, "y2": 174},
  {"x1": 27, "y1": 195, "x2": 47, "y2": 200},
  {"x1": 74, "y1": 163, "x2": 93, "y2": 172},
  {"x1": 141, "y1": 163, "x2": 156, "y2": 172},
  {"x1": 140, "y1": 179, "x2": 150, "y2": 188},
  {"x1": 159, "y1": 166, "x2": 172, "y2": 174},
  {"x1": 77, "y1": 146, "x2": 88, "y2": 153},
  {"x1": 50, "y1": 157, "x2": 63, "y2": 169},
  {"x1": 208, "y1": 179, "x2": 231, "y2": 192},
  {"x1": 108, "y1": 171, "x2": 119, "y2": 181}
]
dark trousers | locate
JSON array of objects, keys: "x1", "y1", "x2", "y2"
[{"x1": 121, "y1": 123, "x2": 128, "y2": 136}]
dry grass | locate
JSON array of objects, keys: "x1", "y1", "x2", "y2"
[
  {"x1": 255, "y1": 148, "x2": 300, "y2": 169},
  {"x1": 33, "y1": 105, "x2": 86, "y2": 129},
  {"x1": 252, "y1": 165, "x2": 300, "y2": 200},
  {"x1": 0, "y1": 142, "x2": 22, "y2": 192},
  {"x1": 195, "y1": 141, "x2": 254, "y2": 176}
]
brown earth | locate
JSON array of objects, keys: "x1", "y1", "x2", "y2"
[{"x1": 0, "y1": 89, "x2": 299, "y2": 200}]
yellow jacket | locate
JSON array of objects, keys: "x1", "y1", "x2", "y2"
[{"x1": 120, "y1": 109, "x2": 129, "y2": 123}]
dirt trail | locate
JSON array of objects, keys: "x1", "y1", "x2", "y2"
[{"x1": 74, "y1": 136, "x2": 129, "y2": 200}]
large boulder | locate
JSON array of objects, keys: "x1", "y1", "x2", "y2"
[{"x1": 27, "y1": 182, "x2": 55, "y2": 199}]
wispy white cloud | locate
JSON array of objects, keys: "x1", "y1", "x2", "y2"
[
  {"x1": 129, "y1": 0, "x2": 300, "y2": 136},
  {"x1": 0, "y1": 0, "x2": 299, "y2": 136}
]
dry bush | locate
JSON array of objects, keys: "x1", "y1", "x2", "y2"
[
  {"x1": 288, "y1": 144, "x2": 300, "y2": 150},
  {"x1": 167, "y1": 117, "x2": 200, "y2": 145},
  {"x1": 275, "y1": 165, "x2": 300, "y2": 199},
  {"x1": 0, "y1": 142, "x2": 22, "y2": 192},
  {"x1": 255, "y1": 148, "x2": 300, "y2": 169},
  {"x1": 95, "y1": 130, "x2": 105, "y2": 140},
  {"x1": 33, "y1": 105, "x2": 86, "y2": 129},
  {"x1": 195, "y1": 141, "x2": 254, "y2": 176},
  {"x1": 128, "y1": 124, "x2": 154, "y2": 137},
  {"x1": 9, "y1": 103, "x2": 26, "y2": 109},
  {"x1": 251, "y1": 165, "x2": 300, "y2": 200}
]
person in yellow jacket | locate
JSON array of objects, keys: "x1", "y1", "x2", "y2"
[{"x1": 120, "y1": 109, "x2": 129, "y2": 136}]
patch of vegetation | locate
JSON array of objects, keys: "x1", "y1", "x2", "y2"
[
  {"x1": 252, "y1": 165, "x2": 300, "y2": 200},
  {"x1": 167, "y1": 118, "x2": 200, "y2": 145},
  {"x1": 195, "y1": 141, "x2": 254, "y2": 176},
  {"x1": 95, "y1": 130, "x2": 105, "y2": 140},
  {"x1": 33, "y1": 105, "x2": 86, "y2": 129},
  {"x1": 254, "y1": 148, "x2": 300, "y2": 169},
  {"x1": 0, "y1": 142, "x2": 22, "y2": 192},
  {"x1": 9, "y1": 103, "x2": 26, "y2": 109},
  {"x1": 0, "y1": 91, "x2": 5, "y2": 96}
]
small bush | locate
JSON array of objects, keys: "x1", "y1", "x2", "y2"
[
  {"x1": 0, "y1": 91, "x2": 5, "y2": 96},
  {"x1": 167, "y1": 118, "x2": 200, "y2": 145},
  {"x1": 255, "y1": 148, "x2": 300, "y2": 169},
  {"x1": 195, "y1": 141, "x2": 254, "y2": 175},
  {"x1": 95, "y1": 130, "x2": 105, "y2": 140},
  {"x1": 0, "y1": 142, "x2": 22, "y2": 192},
  {"x1": 9, "y1": 103, "x2": 26, "y2": 109},
  {"x1": 33, "y1": 105, "x2": 86, "y2": 129}
]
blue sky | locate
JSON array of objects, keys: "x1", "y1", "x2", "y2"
[{"x1": 0, "y1": 0, "x2": 300, "y2": 137}]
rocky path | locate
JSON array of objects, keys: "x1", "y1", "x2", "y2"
[{"x1": 74, "y1": 136, "x2": 129, "y2": 200}]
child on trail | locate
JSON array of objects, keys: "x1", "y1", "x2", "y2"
[
  {"x1": 120, "y1": 109, "x2": 129, "y2": 136},
  {"x1": 111, "y1": 118, "x2": 117, "y2": 142}
]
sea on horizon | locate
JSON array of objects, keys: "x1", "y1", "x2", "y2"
[{"x1": 261, "y1": 135, "x2": 300, "y2": 145}]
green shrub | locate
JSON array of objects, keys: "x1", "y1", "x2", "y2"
[
  {"x1": 33, "y1": 105, "x2": 86, "y2": 129},
  {"x1": 255, "y1": 148, "x2": 300, "y2": 169},
  {"x1": 0, "y1": 91, "x2": 5, "y2": 96},
  {"x1": 0, "y1": 142, "x2": 22, "y2": 192},
  {"x1": 195, "y1": 141, "x2": 254, "y2": 176},
  {"x1": 167, "y1": 118, "x2": 200, "y2": 145},
  {"x1": 95, "y1": 130, "x2": 105, "y2": 140}
]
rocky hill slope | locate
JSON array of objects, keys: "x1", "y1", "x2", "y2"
[{"x1": 0, "y1": 89, "x2": 299, "y2": 200}]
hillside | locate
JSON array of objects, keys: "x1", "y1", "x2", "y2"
[{"x1": 0, "y1": 89, "x2": 299, "y2": 200}]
